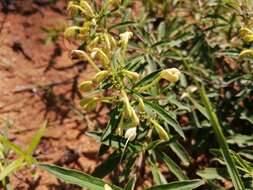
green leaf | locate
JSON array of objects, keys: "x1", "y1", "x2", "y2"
[
  {"x1": 197, "y1": 168, "x2": 229, "y2": 180},
  {"x1": 134, "y1": 70, "x2": 161, "y2": 88},
  {"x1": 26, "y1": 121, "x2": 47, "y2": 155},
  {"x1": 227, "y1": 134, "x2": 253, "y2": 147},
  {"x1": 158, "y1": 152, "x2": 188, "y2": 180},
  {"x1": 150, "y1": 163, "x2": 167, "y2": 185},
  {"x1": 0, "y1": 136, "x2": 36, "y2": 164},
  {"x1": 101, "y1": 105, "x2": 122, "y2": 141},
  {"x1": 39, "y1": 164, "x2": 123, "y2": 190},
  {"x1": 125, "y1": 176, "x2": 137, "y2": 190},
  {"x1": 144, "y1": 101, "x2": 185, "y2": 139},
  {"x1": 92, "y1": 151, "x2": 121, "y2": 178},
  {"x1": 86, "y1": 131, "x2": 142, "y2": 152},
  {"x1": 0, "y1": 159, "x2": 24, "y2": 181},
  {"x1": 109, "y1": 21, "x2": 137, "y2": 31},
  {"x1": 144, "y1": 179, "x2": 204, "y2": 190},
  {"x1": 187, "y1": 95, "x2": 209, "y2": 119},
  {"x1": 169, "y1": 142, "x2": 190, "y2": 166}
]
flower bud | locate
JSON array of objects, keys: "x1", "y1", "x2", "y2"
[
  {"x1": 239, "y1": 28, "x2": 253, "y2": 42},
  {"x1": 109, "y1": 0, "x2": 121, "y2": 7},
  {"x1": 79, "y1": 81, "x2": 93, "y2": 92},
  {"x1": 150, "y1": 118, "x2": 170, "y2": 140},
  {"x1": 71, "y1": 50, "x2": 87, "y2": 60},
  {"x1": 67, "y1": 2, "x2": 77, "y2": 17},
  {"x1": 67, "y1": 2, "x2": 94, "y2": 18},
  {"x1": 124, "y1": 127, "x2": 137, "y2": 141},
  {"x1": 90, "y1": 51, "x2": 97, "y2": 59},
  {"x1": 80, "y1": 0, "x2": 95, "y2": 17},
  {"x1": 91, "y1": 18, "x2": 96, "y2": 26},
  {"x1": 91, "y1": 48, "x2": 110, "y2": 66},
  {"x1": 104, "y1": 184, "x2": 112, "y2": 190},
  {"x1": 160, "y1": 68, "x2": 181, "y2": 83},
  {"x1": 239, "y1": 49, "x2": 253, "y2": 58},
  {"x1": 121, "y1": 91, "x2": 132, "y2": 117},
  {"x1": 94, "y1": 70, "x2": 109, "y2": 83},
  {"x1": 138, "y1": 97, "x2": 145, "y2": 112},
  {"x1": 80, "y1": 97, "x2": 98, "y2": 111},
  {"x1": 103, "y1": 33, "x2": 112, "y2": 51},
  {"x1": 130, "y1": 107, "x2": 140, "y2": 127},
  {"x1": 119, "y1": 31, "x2": 133, "y2": 47},
  {"x1": 123, "y1": 70, "x2": 140, "y2": 80},
  {"x1": 70, "y1": 50, "x2": 100, "y2": 71},
  {"x1": 109, "y1": 35, "x2": 117, "y2": 48},
  {"x1": 64, "y1": 26, "x2": 80, "y2": 38}
]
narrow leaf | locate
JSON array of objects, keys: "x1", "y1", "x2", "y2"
[
  {"x1": 144, "y1": 179, "x2": 204, "y2": 190},
  {"x1": 159, "y1": 152, "x2": 188, "y2": 180},
  {"x1": 39, "y1": 164, "x2": 123, "y2": 190},
  {"x1": 144, "y1": 101, "x2": 185, "y2": 139}
]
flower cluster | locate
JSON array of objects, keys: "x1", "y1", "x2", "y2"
[{"x1": 65, "y1": 0, "x2": 181, "y2": 142}]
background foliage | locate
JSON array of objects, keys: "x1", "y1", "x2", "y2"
[{"x1": 1, "y1": 0, "x2": 253, "y2": 190}]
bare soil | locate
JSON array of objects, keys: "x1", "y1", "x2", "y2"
[{"x1": 0, "y1": 1, "x2": 106, "y2": 189}]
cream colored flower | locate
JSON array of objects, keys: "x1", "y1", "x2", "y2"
[
  {"x1": 104, "y1": 184, "x2": 112, "y2": 190},
  {"x1": 120, "y1": 31, "x2": 133, "y2": 47},
  {"x1": 160, "y1": 68, "x2": 181, "y2": 83},
  {"x1": 124, "y1": 127, "x2": 137, "y2": 141}
]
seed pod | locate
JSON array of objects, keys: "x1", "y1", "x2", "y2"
[
  {"x1": 79, "y1": 81, "x2": 93, "y2": 92},
  {"x1": 119, "y1": 31, "x2": 133, "y2": 47},
  {"x1": 123, "y1": 70, "x2": 140, "y2": 80},
  {"x1": 124, "y1": 127, "x2": 137, "y2": 141},
  {"x1": 160, "y1": 68, "x2": 181, "y2": 83},
  {"x1": 91, "y1": 48, "x2": 110, "y2": 66},
  {"x1": 150, "y1": 118, "x2": 170, "y2": 140},
  {"x1": 94, "y1": 70, "x2": 109, "y2": 83},
  {"x1": 239, "y1": 49, "x2": 253, "y2": 58}
]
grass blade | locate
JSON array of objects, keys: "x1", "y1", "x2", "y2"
[
  {"x1": 26, "y1": 121, "x2": 47, "y2": 155},
  {"x1": 0, "y1": 159, "x2": 24, "y2": 181}
]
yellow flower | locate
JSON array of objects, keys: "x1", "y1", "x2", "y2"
[
  {"x1": 104, "y1": 184, "x2": 112, "y2": 190},
  {"x1": 119, "y1": 31, "x2": 133, "y2": 47},
  {"x1": 160, "y1": 68, "x2": 181, "y2": 83},
  {"x1": 239, "y1": 28, "x2": 253, "y2": 42},
  {"x1": 94, "y1": 70, "x2": 110, "y2": 83},
  {"x1": 79, "y1": 81, "x2": 93, "y2": 92}
]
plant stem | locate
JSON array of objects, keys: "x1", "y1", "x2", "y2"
[{"x1": 199, "y1": 85, "x2": 244, "y2": 190}]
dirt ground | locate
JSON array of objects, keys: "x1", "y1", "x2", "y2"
[{"x1": 0, "y1": 1, "x2": 107, "y2": 189}]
